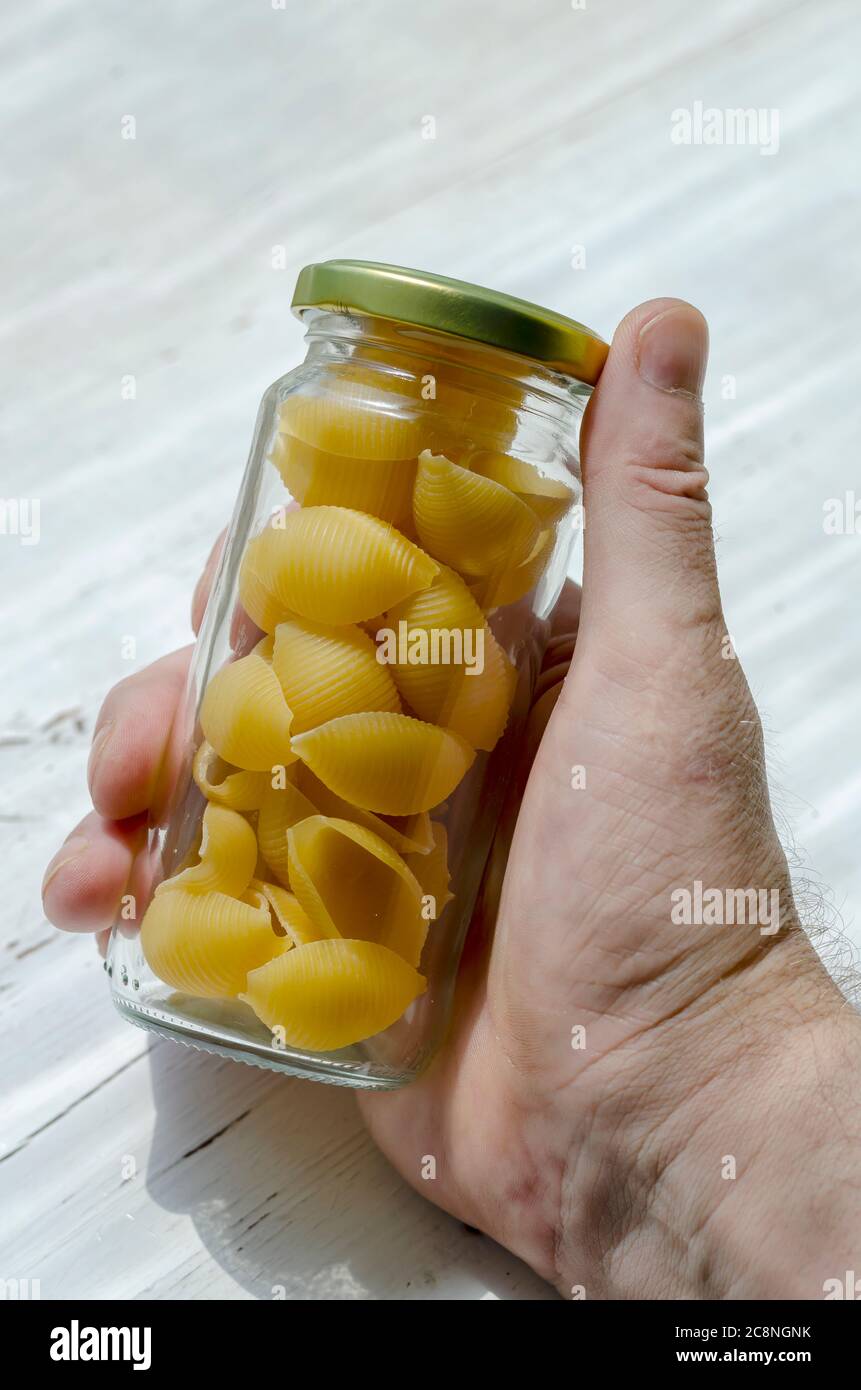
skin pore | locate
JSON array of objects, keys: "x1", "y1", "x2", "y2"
[{"x1": 43, "y1": 299, "x2": 861, "y2": 1299}]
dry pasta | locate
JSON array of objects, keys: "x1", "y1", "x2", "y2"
[
  {"x1": 464, "y1": 449, "x2": 574, "y2": 525},
  {"x1": 242, "y1": 939, "x2": 427, "y2": 1051},
  {"x1": 141, "y1": 887, "x2": 288, "y2": 998},
  {"x1": 157, "y1": 803, "x2": 258, "y2": 900},
  {"x1": 192, "y1": 741, "x2": 270, "y2": 812},
  {"x1": 413, "y1": 451, "x2": 538, "y2": 576},
  {"x1": 287, "y1": 815, "x2": 427, "y2": 967},
  {"x1": 291, "y1": 711, "x2": 475, "y2": 816},
  {"x1": 383, "y1": 564, "x2": 516, "y2": 750},
  {"x1": 272, "y1": 616, "x2": 401, "y2": 732},
  {"x1": 200, "y1": 653, "x2": 295, "y2": 772},
  {"x1": 240, "y1": 506, "x2": 439, "y2": 626}
]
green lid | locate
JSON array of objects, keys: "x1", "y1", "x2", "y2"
[{"x1": 292, "y1": 260, "x2": 608, "y2": 386}]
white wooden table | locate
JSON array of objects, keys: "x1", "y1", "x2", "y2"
[{"x1": 1, "y1": 0, "x2": 859, "y2": 1300}]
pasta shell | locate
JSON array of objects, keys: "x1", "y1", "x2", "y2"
[
  {"x1": 468, "y1": 529, "x2": 554, "y2": 609},
  {"x1": 199, "y1": 653, "x2": 296, "y2": 772},
  {"x1": 238, "y1": 556, "x2": 288, "y2": 633},
  {"x1": 272, "y1": 432, "x2": 417, "y2": 529},
  {"x1": 256, "y1": 777, "x2": 319, "y2": 886},
  {"x1": 292, "y1": 711, "x2": 475, "y2": 815},
  {"x1": 241, "y1": 507, "x2": 438, "y2": 626},
  {"x1": 279, "y1": 379, "x2": 423, "y2": 460},
  {"x1": 296, "y1": 767, "x2": 433, "y2": 855},
  {"x1": 383, "y1": 565, "x2": 516, "y2": 750},
  {"x1": 413, "y1": 451, "x2": 539, "y2": 576},
  {"x1": 464, "y1": 450, "x2": 574, "y2": 525},
  {"x1": 158, "y1": 804, "x2": 258, "y2": 899},
  {"x1": 192, "y1": 741, "x2": 270, "y2": 811},
  {"x1": 287, "y1": 815, "x2": 426, "y2": 966},
  {"x1": 260, "y1": 882, "x2": 327, "y2": 947},
  {"x1": 242, "y1": 938, "x2": 427, "y2": 1051},
  {"x1": 141, "y1": 888, "x2": 284, "y2": 998},
  {"x1": 272, "y1": 616, "x2": 401, "y2": 733},
  {"x1": 405, "y1": 821, "x2": 454, "y2": 920}
]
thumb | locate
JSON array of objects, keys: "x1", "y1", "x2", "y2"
[{"x1": 576, "y1": 298, "x2": 718, "y2": 664}]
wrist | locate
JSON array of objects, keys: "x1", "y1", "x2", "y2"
[{"x1": 555, "y1": 930, "x2": 861, "y2": 1299}]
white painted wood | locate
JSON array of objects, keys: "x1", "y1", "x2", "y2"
[{"x1": 1, "y1": 0, "x2": 858, "y2": 1300}]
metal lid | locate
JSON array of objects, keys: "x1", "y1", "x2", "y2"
[{"x1": 292, "y1": 260, "x2": 608, "y2": 386}]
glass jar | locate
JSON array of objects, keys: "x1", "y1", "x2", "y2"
[{"x1": 108, "y1": 261, "x2": 607, "y2": 1089}]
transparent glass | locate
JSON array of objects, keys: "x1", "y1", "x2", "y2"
[{"x1": 108, "y1": 310, "x2": 591, "y2": 1089}]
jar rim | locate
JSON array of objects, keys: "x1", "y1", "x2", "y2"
[{"x1": 292, "y1": 260, "x2": 608, "y2": 387}]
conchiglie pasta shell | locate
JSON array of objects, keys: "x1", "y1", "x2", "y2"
[
  {"x1": 260, "y1": 882, "x2": 326, "y2": 947},
  {"x1": 242, "y1": 938, "x2": 427, "y2": 1051},
  {"x1": 241, "y1": 507, "x2": 439, "y2": 627},
  {"x1": 413, "y1": 451, "x2": 538, "y2": 576},
  {"x1": 141, "y1": 888, "x2": 284, "y2": 998},
  {"x1": 272, "y1": 617, "x2": 400, "y2": 733},
  {"x1": 287, "y1": 815, "x2": 426, "y2": 967},
  {"x1": 464, "y1": 450, "x2": 574, "y2": 525},
  {"x1": 200, "y1": 653, "x2": 295, "y2": 772},
  {"x1": 468, "y1": 529, "x2": 554, "y2": 609},
  {"x1": 279, "y1": 379, "x2": 423, "y2": 460},
  {"x1": 292, "y1": 711, "x2": 475, "y2": 816},
  {"x1": 296, "y1": 767, "x2": 433, "y2": 855},
  {"x1": 256, "y1": 778, "x2": 319, "y2": 886},
  {"x1": 405, "y1": 821, "x2": 454, "y2": 920},
  {"x1": 384, "y1": 565, "x2": 516, "y2": 750},
  {"x1": 272, "y1": 432, "x2": 417, "y2": 530},
  {"x1": 192, "y1": 741, "x2": 270, "y2": 812},
  {"x1": 158, "y1": 804, "x2": 258, "y2": 899},
  {"x1": 238, "y1": 556, "x2": 288, "y2": 633}
]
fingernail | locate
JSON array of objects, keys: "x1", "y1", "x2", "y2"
[
  {"x1": 637, "y1": 305, "x2": 708, "y2": 397},
  {"x1": 87, "y1": 720, "x2": 114, "y2": 788},
  {"x1": 42, "y1": 836, "x2": 90, "y2": 894}
]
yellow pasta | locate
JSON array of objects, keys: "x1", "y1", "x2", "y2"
[
  {"x1": 199, "y1": 653, "x2": 295, "y2": 772},
  {"x1": 141, "y1": 887, "x2": 286, "y2": 998},
  {"x1": 279, "y1": 377, "x2": 423, "y2": 461},
  {"x1": 405, "y1": 821, "x2": 453, "y2": 919},
  {"x1": 412, "y1": 451, "x2": 539, "y2": 576},
  {"x1": 383, "y1": 564, "x2": 516, "y2": 750},
  {"x1": 242, "y1": 938, "x2": 427, "y2": 1051},
  {"x1": 238, "y1": 556, "x2": 289, "y2": 633},
  {"x1": 287, "y1": 815, "x2": 427, "y2": 967},
  {"x1": 292, "y1": 711, "x2": 475, "y2": 816},
  {"x1": 464, "y1": 450, "x2": 574, "y2": 525},
  {"x1": 158, "y1": 804, "x2": 258, "y2": 899},
  {"x1": 240, "y1": 507, "x2": 439, "y2": 627},
  {"x1": 272, "y1": 433, "x2": 417, "y2": 530},
  {"x1": 272, "y1": 616, "x2": 401, "y2": 733},
  {"x1": 356, "y1": 326, "x2": 523, "y2": 455},
  {"x1": 468, "y1": 529, "x2": 554, "y2": 609},
  {"x1": 256, "y1": 777, "x2": 319, "y2": 886},
  {"x1": 192, "y1": 741, "x2": 270, "y2": 812},
  {"x1": 259, "y1": 881, "x2": 328, "y2": 947},
  {"x1": 296, "y1": 767, "x2": 434, "y2": 856}
]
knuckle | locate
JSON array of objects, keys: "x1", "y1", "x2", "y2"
[{"x1": 622, "y1": 418, "x2": 710, "y2": 521}]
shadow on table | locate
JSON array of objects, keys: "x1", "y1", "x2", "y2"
[{"x1": 143, "y1": 1035, "x2": 557, "y2": 1301}]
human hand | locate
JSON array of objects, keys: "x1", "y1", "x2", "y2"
[{"x1": 44, "y1": 300, "x2": 861, "y2": 1299}]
